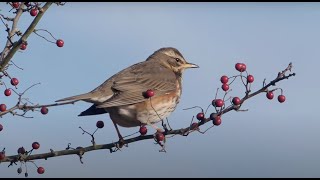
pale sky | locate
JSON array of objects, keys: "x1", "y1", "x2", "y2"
[{"x1": 0, "y1": 2, "x2": 319, "y2": 178}]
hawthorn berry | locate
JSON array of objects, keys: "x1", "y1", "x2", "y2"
[
  {"x1": 12, "y1": 2, "x2": 20, "y2": 8},
  {"x1": 235, "y1": 63, "x2": 246, "y2": 72},
  {"x1": 4, "y1": 89, "x2": 11, "y2": 96},
  {"x1": 32, "y1": 142, "x2": 40, "y2": 150},
  {"x1": 139, "y1": 126, "x2": 147, "y2": 135},
  {"x1": 143, "y1": 89, "x2": 154, "y2": 98},
  {"x1": 196, "y1": 112, "x2": 205, "y2": 121},
  {"x1": 221, "y1": 83, "x2": 229, "y2": 91},
  {"x1": 213, "y1": 116, "x2": 222, "y2": 126},
  {"x1": 0, "y1": 124, "x2": 3, "y2": 131},
  {"x1": 212, "y1": 99, "x2": 224, "y2": 107},
  {"x1": 37, "y1": 167, "x2": 45, "y2": 174},
  {"x1": 30, "y1": 8, "x2": 38, "y2": 16},
  {"x1": 11, "y1": 78, "x2": 19, "y2": 86},
  {"x1": 96, "y1": 121, "x2": 104, "y2": 128},
  {"x1": 220, "y1": 75, "x2": 228, "y2": 84},
  {"x1": 20, "y1": 43, "x2": 27, "y2": 50},
  {"x1": 266, "y1": 91, "x2": 274, "y2": 100},
  {"x1": 155, "y1": 132, "x2": 165, "y2": 141},
  {"x1": 0, "y1": 104, "x2": 6, "y2": 112},
  {"x1": 56, "y1": 39, "x2": 64, "y2": 47},
  {"x1": 232, "y1": 97, "x2": 241, "y2": 105},
  {"x1": 40, "y1": 107, "x2": 48, "y2": 115},
  {"x1": 247, "y1": 75, "x2": 254, "y2": 83},
  {"x1": 278, "y1": 95, "x2": 286, "y2": 103}
]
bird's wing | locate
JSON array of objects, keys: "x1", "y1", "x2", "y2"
[{"x1": 96, "y1": 62, "x2": 177, "y2": 108}]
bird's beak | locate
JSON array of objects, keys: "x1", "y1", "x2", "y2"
[{"x1": 184, "y1": 62, "x2": 199, "y2": 69}]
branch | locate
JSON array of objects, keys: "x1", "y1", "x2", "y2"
[
  {"x1": 0, "y1": 2, "x2": 53, "y2": 72},
  {"x1": 0, "y1": 63, "x2": 296, "y2": 163}
]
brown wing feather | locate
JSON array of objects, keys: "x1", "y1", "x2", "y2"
[{"x1": 96, "y1": 61, "x2": 177, "y2": 108}]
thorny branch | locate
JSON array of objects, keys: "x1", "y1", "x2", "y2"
[{"x1": 0, "y1": 63, "x2": 295, "y2": 164}]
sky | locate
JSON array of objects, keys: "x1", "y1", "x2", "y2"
[{"x1": 0, "y1": 2, "x2": 319, "y2": 178}]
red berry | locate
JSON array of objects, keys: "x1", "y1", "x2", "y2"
[
  {"x1": 20, "y1": 43, "x2": 27, "y2": 50},
  {"x1": 0, "y1": 124, "x2": 3, "y2": 131},
  {"x1": 196, "y1": 112, "x2": 205, "y2": 121},
  {"x1": 32, "y1": 142, "x2": 40, "y2": 150},
  {"x1": 143, "y1": 89, "x2": 155, "y2": 98},
  {"x1": 221, "y1": 83, "x2": 229, "y2": 91},
  {"x1": 0, "y1": 152, "x2": 5, "y2": 160},
  {"x1": 155, "y1": 132, "x2": 165, "y2": 141},
  {"x1": 235, "y1": 63, "x2": 246, "y2": 72},
  {"x1": 11, "y1": 78, "x2": 19, "y2": 86},
  {"x1": 56, "y1": 39, "x2": 64, "y2": 47},
  {"x1": 213, "y1": 99, "x2": 224, "y2": 107},
  {"x1": 139, "y1": 126, "x2": 147, "y2": 135},
  {"x1": 266, "y1": 92, "x2": 274, "y2": 100},
  {"x1": 241, "y1": 63, "x2": 247, "y2": 72},
  {"x1": 30, "y1": 8, "x2": 38, "y2": 16},
  {"x1": 40, "y1": 107, "x2": 48, "y2": 115},
  {"x1": 0, "y1": 104, "x2": 6, "y2": 112},
  {"x1": 232, "y1": 97, "x2": 241, "y2": 105},
  {"x1": 278, "y1": 95, "x2": 286, "y2": 103},
  {"x1": 12, "y1": 2, "x2": 20, "y2": 9},
  {"x1": 96, "y1": 121, "x2": 104, "y2": 128},
  {"x1": 247, "y1": 75, "x2": 254, "y2": 83},
  {"x1": 213, "y1": 116, "x2": 222, "y2": 126},
  {"x1": 190, "y1": 122, "x2": 198, "y2": 130},
  {"x1": 220, "y1": 75, "x2": 228, "y2": 84},
  {"x1": 37, "y1": 167, "x2": 45, "y2": 174},
  {"x1": 17, "y1": 147, "x2": 25, "y2": 154},
  {"x1": 4, "y1": 89, "x2": 11, "y2": 96}
]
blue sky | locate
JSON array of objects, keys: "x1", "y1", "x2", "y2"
[{"x1": 0, "y1": 2, "x2": 319, "y2": 177}]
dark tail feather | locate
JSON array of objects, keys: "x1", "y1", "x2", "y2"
[{"x1": 78, "y1": 104, "x2": 108, "y2": 116}]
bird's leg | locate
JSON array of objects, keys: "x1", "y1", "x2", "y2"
[{"x1": 111, "y1": 119, "x2": 125, "y2": 148}]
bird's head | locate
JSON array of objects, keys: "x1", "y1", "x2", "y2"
[{"x1": 147, "y1": 47, "x2": 199, "y2": 75}]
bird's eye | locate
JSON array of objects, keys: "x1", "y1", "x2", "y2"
[{"x1": 175, "y1": 58, "x2": 181, "y2": 62}]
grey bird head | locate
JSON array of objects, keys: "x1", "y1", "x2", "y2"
[{"x1": 147, "y1": 47, "x2": 199, "y2": 74}]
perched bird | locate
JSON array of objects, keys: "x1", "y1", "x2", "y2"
[{"x1": 56, "y1": 47, "x2": 199, "y2": 145}]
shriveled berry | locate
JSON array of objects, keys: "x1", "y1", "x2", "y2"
[
  {"x1": 17, "y1": 167, "x2": 22, "y2": 174},
  {"x1": 17, "y1": 147, "x2": 25, "y2": 154},
  {"x1": 0, "y1": 124, "x2": 3, "y2": 131}
]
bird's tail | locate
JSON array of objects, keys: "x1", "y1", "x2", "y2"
[
  {"x1": 55, "y1": 92, "x2": 92, "y2": 102},
  {"x1": 78, "y1": 104, "x2": 108, "y2": 116}
]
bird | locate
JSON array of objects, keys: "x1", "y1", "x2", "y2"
[{"x1": 56, "y1": 47, "x2": 199, "y2": 146}]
